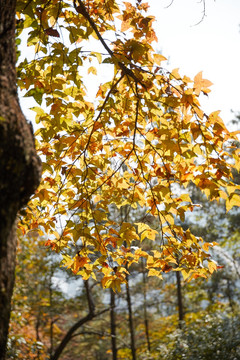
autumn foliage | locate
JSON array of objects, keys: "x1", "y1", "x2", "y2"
[{"x1": 16, "y1": 0, "x2": 240, "y2": 290}]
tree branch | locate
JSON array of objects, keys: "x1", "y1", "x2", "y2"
[
  {"x1": 73, "y1": 0, "x2": 146, "y2": 88},
  {"x1": 50, "y1": 281, "x2": 109, "y2": 360},
  {"x1": 85, "y1": 279, "x2": 95, "y2": 314}
]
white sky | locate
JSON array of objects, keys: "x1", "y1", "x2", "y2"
[{"x1": 149, "y1": 0, "x2": 240, "y2": 126}]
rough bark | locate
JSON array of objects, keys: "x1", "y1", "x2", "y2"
[{"x1": 0, "y1": 1, "x2": 41, "y2": 358}]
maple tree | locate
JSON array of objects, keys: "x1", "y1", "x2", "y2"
[{"x1": 15, "y1": 0, "x2": 240, "y2": 293}]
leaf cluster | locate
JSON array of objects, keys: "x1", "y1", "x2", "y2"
[{"x1": 16, "y1": 0, "x2": 240, "y2": 287}]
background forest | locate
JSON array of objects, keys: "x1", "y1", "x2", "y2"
[
  {"x1": 1, "y1": 0, "x2": 240, "y2": 359},
  {"x1": 8, "y1": 149, "x2": 240, "y2": 359}
]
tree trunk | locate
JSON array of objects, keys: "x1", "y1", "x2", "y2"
[
  {"x1": 110, "y1": 289, "x2": 117, "y2": 360},
  {"x1": 121, "y1": 206, "x2": 136, "y2": 359},
  {"x1": 49, "y1": 271, "x2": 54, "y2": 358},
  {"x1": 0, "y1": 1, "x2": 41, "y2": 358},
  {"x1": 142, "y1": 260, "x2": 151, "y2": 352},
  {"x1": 176, "y1": 271, "x2": 184, "y2": 328},
  {"x1": 126, "y1": 274, "x2": 136, "y2": 360}
]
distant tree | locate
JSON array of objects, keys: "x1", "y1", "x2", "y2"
[
  {"x1": 8, "y1": 235, "x2": 110, "y2": 359},
  {"x1": 158, "y1": 312, "x2": 240, "y2": 360},
  {"x1": 110, "y1": 289, "x2": 117, "y2": 360}
]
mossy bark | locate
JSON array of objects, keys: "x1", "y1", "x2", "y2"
[{"x1": 0, "y1": 1, "x2": 41, "y2": 358}]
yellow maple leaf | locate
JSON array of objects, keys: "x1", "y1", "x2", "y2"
[
  {"x1": 194, "y1": 71, "x2": 213, "y2": 95},
  {"x1": 226, "y1": 193, "x2": 240, "y2": 212}
]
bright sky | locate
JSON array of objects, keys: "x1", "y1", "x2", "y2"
[{"x1": 149, "y1": 0, "x2": 240, "y2": 126}]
